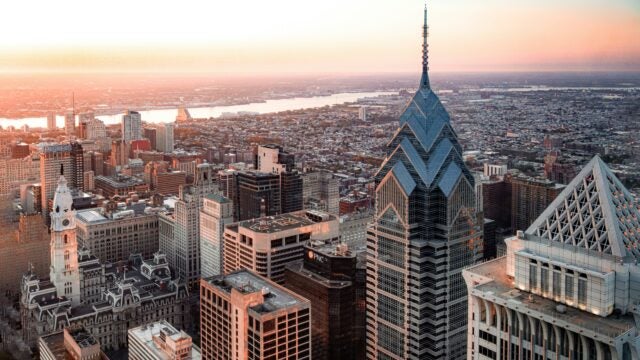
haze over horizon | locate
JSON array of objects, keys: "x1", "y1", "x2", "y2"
[{"x1": 2, "y1": 0, "x2": 639, "y2": 75}]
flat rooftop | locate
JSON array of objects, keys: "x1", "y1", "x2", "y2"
[
  {"x1": 466, "y1": 257, "x2": 635, "y2": 339},
  {"x1": 238, "y1": 210, "x2": 333, "y2": 234},
  {"x1": 205, "y1": 270, "x2": 308, "y2": 314},
  {"x1": 129, "y1": 320, "x2": 201, "y2": 360}
]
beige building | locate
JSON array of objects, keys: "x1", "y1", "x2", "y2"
[
  {"x1": 75, "y1": 204, "x2": 161, "y2": 263},
  {"x1": 129, "y1": 320, "x2": 201, "y2": 360},
  {"x1": 39, "y1": 327, "x2": 108, "y2": 360},
  {"x1": 200, "y1": 270, "x2": 311, "y2": 360},
  {"x1": 223, "y1": 210, "x2": 339, "y2": 284}
]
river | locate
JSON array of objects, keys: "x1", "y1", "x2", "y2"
[{"x1": 0, "y1": 91, "x2": 397, "y2": 129}]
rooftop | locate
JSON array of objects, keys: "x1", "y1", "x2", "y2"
[
  {"x1": 205, "y1": 270, "x2": 308, "y2": 314},
  {"x1": 466, "y1": 257, "x2": 635, "y2": 339},
  {"x1": 238, "y1": 210, "x2": 333, "y2": 234},
  {"x1": 129, "y1": 320, "x2": 201, "y2": 360}
]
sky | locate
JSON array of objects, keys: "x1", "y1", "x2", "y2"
[{"x1": 1, "y1": 0, "x2": 639, "y2": 74}]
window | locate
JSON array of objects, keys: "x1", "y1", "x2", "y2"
[
  {"x1": 541, "y1": 267, "x2": 549, "y2": 296},
  {"x1": 565, "y1": 274, "x2": 574, "y2": 300},
  {"x1": 578, "y1": 276, "x2": 587, "y2": 307},
  {"x1": 529, "y1": 264, "x2": 537, "y2": 291},
  {"x1": 553, "y1": 271, "x2": 561, "y2": 298}
]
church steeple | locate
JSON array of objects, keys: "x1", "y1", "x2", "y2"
[{"x1": 420, "y1": 2, "x2": 431, "y2": 89}]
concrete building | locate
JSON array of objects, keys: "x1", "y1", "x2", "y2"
[
  {"x1": 302, "y1": 170, "x2": 340, "y2": 214},
  {"x1": 284, "y1": 242, "x2": 363, "y2": 360},
  {"x1": 236, "y1": 171, "x2": 281, "y2": 221},
  {"x1": 129, "y1": 320, "x2": 201, "y2": 360},
  {"x1": 339, "y1": 210, "x2": 373, "y2": 248},
  {"x1": 75, "y1": 203, "x2": 161, "y2": 263},
  {"x1": 94, "y1": 174, "x2": 148, "y2": 198},
  {"x1": 200, "y1": 193, "x2": 234, "y2": 278},
  {"x1": 65, "y1": 111, "x2": 75, "y2": 136},
  {"x1": 200, "y1": 270, "x2": 311, "y2": 360},
  {"x1": 464, "y1": 156, "x2": 640, "y2": 360},
  {"x1": 510, "y1": 175, "x2": 564, "y2": 232},
  {"x1": 40, "y1": 144, "x2": 78, "y2": 219},
  {"x1": 367, "y1": 6, "x2": 483, "y2": 359},
  {"x1": 223, "y1": 209, "x2": 339, "y2": 284},
  {"x1": 0, "y1": 155, "x2": 40, "y2": 197},
  {"x1": 156, "y1": 123, "x2": 175, "y2": 153},
  {"x1": 122, "y1": 110, "x2": 143, "y2": 142},
  {"x1": 359, "y1": 105, "x2": 367, "y2": 122},
  {"x1": 47, "y1": 112, "x2": 57, "y2": 130},
  {"x1": 39, "y1": 327, "x2": 108, "y2": 360}
]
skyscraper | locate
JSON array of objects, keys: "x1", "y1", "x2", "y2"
[
  {"x1": 122, "y1": 110, "x2": 143, "y2": 142},
  {"x1": 156, "y1": 122, "x2": 175, "y2": 153},
  {"x1": 200, "y1": 193, "x2": 234, "y2": 278},
  {"x1": 47, "y1": 112, "x2": 56, "y2": 130},
  {"x1": 366, "y1": 5, "x2": 483, "y2": 359},
  {"x1": 64, "y1": 111, "x2": 76, "y2": 136},
  {"x1": 464, "y1": 156, "x2": 640, "y2": 359},
  {"x1": 200, "y1": 270, "x2": 311, "y2": 360},
  {"x1": 40, "y1": 144, "x2": 74, "y2": 220}
]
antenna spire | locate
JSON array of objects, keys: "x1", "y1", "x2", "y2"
[{"x1": 420, "y1": 2, "x2": 431, "y2": 89}]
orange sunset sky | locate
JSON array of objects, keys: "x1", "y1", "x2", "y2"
[{"x1": 1, "y1": 0, "x2": 639, "y2": 74}]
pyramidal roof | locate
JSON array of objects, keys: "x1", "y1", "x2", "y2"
[{"x1": 527, "y1": 155, "x2": 640, "y2": 260}]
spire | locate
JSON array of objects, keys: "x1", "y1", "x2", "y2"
[{"x1": 420, "y1": 2, "x2": 431, "y2": 89}]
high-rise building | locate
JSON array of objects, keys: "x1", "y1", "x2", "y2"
[
  {"x1": 510, "y1": 175, "x2": 564, "y2": 232},
  {"x1": 64, "y1": 111, "x2": 76, "y2": 136},
  {"x1": 284, "y1": 242, "x2": 362, "y2": 360},
  {"x1": 129, "y1": 320, "x2": 202, "y2": 360},
  {"x1": 40, "y1": 144, "x2": 76, "y2": 221},
  {"x1": 366, "y1": 5, "x2": 483, "y2": 359},
  {"x1": 339, "y1": 209, "x2": 373, "y2": 248},
  {"x1": 302, "y1": 170, "x2": 340, "y2": 214},
  {"x1": 144, "y1": 127, "x2": 157, "y2": 150},
  {"x1": 200, "y1": 270, "x2": 311, "y2": 360},
  {"x1": 122, "y1": 110, "x2": 143, "y2": 142},
  {"x1": 359, "y1": 105, "x2": 367, "y2": 122},
  {"x1": 85, "y1": 117, "x2": 107, "y2": 140},
  {"x1": 255, "y1": 144, "x2": 303, "y2": 214},
  {"x1": 200, "y1": 193, "x2": 234, "y2": 278},
  {"x1": 156, "y1": 123, "x2": 175, "y2": 153},
  {"x1": 544, "y1": 150, "x2": 577, "y2": 185},
  {"x1": 236, "y1": 170, "x2": 281, "y2": 221},
  {"x1": 464, "y1": 156, "x2": 640, "y2": 360},
  {"x1": 223, "y1": 209, "x2": 339, "y2": 284},
  {"x1": 47, "y1": 112, "x2": 57, "y2": 130}
]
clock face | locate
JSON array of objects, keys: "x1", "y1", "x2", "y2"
[{"x1": 62, "y1": 219, "x2": 70, "y2": 226}]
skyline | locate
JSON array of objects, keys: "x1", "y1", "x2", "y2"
[{"x1": 1, "y1": 0, "x2": 639, "y2": 74}]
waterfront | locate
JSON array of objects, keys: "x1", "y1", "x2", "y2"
[{"x1": 0, "y1": 91, "x2": 396, "y2": 129}]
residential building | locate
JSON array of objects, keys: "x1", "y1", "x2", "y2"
[
  {"x1": 122, "y1": 110, "x2": 143, "y2": 142},
  {"x1": 510, "y1": 175, "x2": 564, "y2": 232},
  {"x1": 156, "y1": 123, "x2": 175, "y2": 153},
  {"x1": 200, "y1": 270, "x2": 311, "y2": 360},
  {"x1": 302, "y1": 170, "x2": 340, "y2": 214}
]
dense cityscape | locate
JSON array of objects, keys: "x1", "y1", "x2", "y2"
[{"x1": 0, "y1": 3, "x2": 639, "y2": 360}]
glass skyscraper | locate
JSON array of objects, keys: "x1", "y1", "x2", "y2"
[{"x1": 366, "y1": 4, "x2": 483, "y2": 359}]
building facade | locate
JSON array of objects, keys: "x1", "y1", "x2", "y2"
[
  {"x1": 464, "y1": 156, "x2": 640, "y2": 360},
  {"x1": 128, "y1": 320, "x2": 201, "y2": 360},
  {"x1": 200, "y1": 270, "x2": 311, "y2": 360},
  {"x1": 223, "y1": 210, "x2": 339, "y2": 284},
  {"x1": 366, "y1": 6, "x2": 483, "y2": 359},
  {"x1": 200, "y1": 193, "x2": 234, "y2": 278},
  {"x1": 122, "y1": 110, "x2": 143, "y2": 142}
]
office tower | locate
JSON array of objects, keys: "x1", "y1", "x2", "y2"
[
  {"x1": 0, "y1": 155, "x2": 40, "y2": 197},
  {"x1": 110, "y1": 139, "x2": 130, "y2": 167},
  {"x1": 482, "y1": 218, "x2": 497, "y2": 260},
  {"x1": 255, "y1": 144, "x2": 303, "y2": 213},
  {"x1": 122, "y1": 110, "x2": 143, "y2": 142},
  {"x1": 223, "y1": 209, "x2": 339, "y2": 284},
  {"x1": 367, "y1": 5, "x2": 483, "y2": 359},
  {"x1": 144, "y1": 127, "x2": 157, "y2": 150},
  {"x1": 302, "y1": 170, "x2": 340, "y2": 214},
  {"x1": 83, "y1": 170, "x2": 94, "y2": 191},
  {"x1": 339, "y1": 209, "x2": 373, "y2": 248},
  {"x1": 159, "y1": 186, "x2": 201, "y2": 288},
  {"x1": 64, "y1": 111, "x2": 75, "y2": 136},
  {"x1": 86, "y1": 117, "x2": 107, "y2": 140},
  {"x1": 482, "y1": 177, "x2": 512, "y2": 229},
  {"x1": 284, "y1": 242, "x2": 361, "y2": 360},
  {"x1": 39, "y1": 327, "x2": 106, "y2": 360},
  {"x1": 359, "y1": 105, "x2": 367, "y2": 121},
  {"x1": 40, "y1": 144, "x2": 74, "y2": 220},
  {"x1": 156, "y1": 123, "x2": 175, "y2": 153},
  {"x1": 176, "y1": 104, "x2": 192, "y2": 123},
  {"x1": 464, "y1": 156, "x2": 640, "y2": 360},
  {"x1": 236, "y1": 170, "x2": 281, "y2": 220},
  {"x1": 0, "y1": 214, "x2": 49, "y2": 294},
  {"x1": 47, "y1": 112, "x2": 56, "y2": 130},
  {"x1": 76, "y1": 204, "x2": 160, "y2": 263},
  {"x1": 200, "y1": 270, "x2": 311, "y2": 360},
  {"x1": 510, "y1": 175, "x2": 564, "y2": 232},
  {"x1": 70, "y1": 141, "x2": 85, "y2": 191},
  {"x1": 145, "y1": 161, "x2": 187, "y2": 195},
  {"x1": 200, "y1": 193, "x2": 234, "y2": 278},
  {"x1": 94, "y1": 174, "x2": 148, "y2": 198},
  {"x1": 129, "y1": 320, "x2": 202, "y2": 360},
  {"x1": 49, "y1": 175, "x2": 81, "y2": 305}
]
